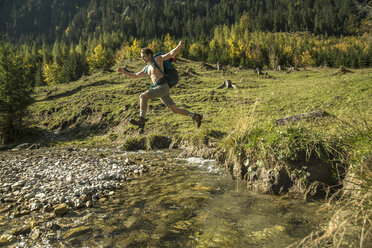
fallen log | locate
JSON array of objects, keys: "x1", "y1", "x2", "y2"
[{"x1": 275, "y1": 111, "x2": 329, "y2": 125}]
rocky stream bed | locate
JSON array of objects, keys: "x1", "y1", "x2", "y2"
[
  {"x1": 0, "y1": 147, "x2": 328, "y2": 247},
  {"x1": 0, "y1": 146, "x2": 158, "y2": 246}
]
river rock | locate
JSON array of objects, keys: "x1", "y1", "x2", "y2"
[
  {"x1": 80, "y1": 194, "x2": 91, "y2": 202},
  {"x1": 30, "y1": 228, "x2": 42, "y2": 240},
  {"x1": 54, "y1": 203, "x2": 69, "y2": 216},
  {"x1": 10, "y1": 225, "x2": 31, "y2": 236},
  {"x1": 14, "y1": 209, "x2": 30, "y2": 217},
  {"x1": 29, "y1": 202, "x2": 42, "y2": 211},
  {"x1": 24, "y1": 192, "x2": 35, "y2": 200},
  {"x1": 124, "y1": 216, "x2": 139, "y2": 229},
  {"x1": 3, "y1": 197, "x2": 16, "y2": 203},
  {"x1": 0, "y1": 205, "x2": 12, "y2": 213},
  {"x1": 0, "y1": 234, "x2": 13, "y2": 246},
  {"x1": 86, "y1": 201, "x2": 93, "y2": 208},
  {"x1": 45, "y1": 221, "x2": 61, "y2": 231},
  {"x1": 63, "y1": 226, "x2": 93, "y2": 239},
  {"x1": 43, "y1": 203, "x2": 54, "y2": 213},
  {"x1": 73, "y1": 198, "x2": 84, "y2": 209},
  {"x1": 11, "y1": 181, "x2": 25, "y2": 190},
  {"x1": 81, "y1": 186, "x2": 92, "y2": 195}
]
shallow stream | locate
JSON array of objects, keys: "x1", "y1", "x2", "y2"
[{"x1": 1, "y1": 149, "x2": 328, "y2": 247}]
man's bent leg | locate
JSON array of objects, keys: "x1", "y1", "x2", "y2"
[
  {"x1": 129, "y1": 92, "x2": 149, "y2": 129},
  {"x1": 168, "y1": 104, "x2": 203, "y2": 128},
  {"x1": 129, "y1": 85, "x2": 169, "y2": 129},
  {"x1": 140, "y1": 92, "x2": 150, "y2": 118},
  {"x1": 168, "y1": 104, "x2": 190, "y2": 116}
]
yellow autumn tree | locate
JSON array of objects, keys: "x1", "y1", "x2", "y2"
[
  {"x1": 189, "y1": 42, "x2": 205, "y2": 60},
  {"x1": 129, "y1": 39, "x2": 141, "y2": 57},
  {"x1": 42, "y1": 62, "x2": 66, "y2": 85},
  {"x1": 300, "y1": 51, "x2": 315, "y2": 68},
  {"x1": 87, "y1": 43, "x2": 113, "y2": 72},
  {"x1": 42, "y1": 63, "x2": 57, "y2": 85},
  {"x1": 227, "y1": 38, "x2": 240, "y2": 65},
  {"x1": 163, "y1": 33, "x2": 176, "y2": 53},
  {"x1": 114, "y1": 42, "x2": 130, "y2": 63},
  {"x1": 148, "y1": 40, "x2": 163, "y2": 54}
]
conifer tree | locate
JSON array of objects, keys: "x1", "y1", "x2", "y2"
[{"x1": 0, "y1": 43, "x2": 33, "y2": 144}]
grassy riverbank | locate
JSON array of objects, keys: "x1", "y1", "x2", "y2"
[{"x1": 14, "y1": 58, "x2": 372, "y2": 246}]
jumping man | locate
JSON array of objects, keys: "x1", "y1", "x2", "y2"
[{"x1": 117, "y1": 41, "x2": 202, "y2": 129}]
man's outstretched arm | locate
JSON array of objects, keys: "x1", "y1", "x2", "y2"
[
  {"x1": 160, "y1": 41, "x2": 184, "y2": 61},
  {"x1": 117, "y1": 67, "x2": 146, "y2": 79}
]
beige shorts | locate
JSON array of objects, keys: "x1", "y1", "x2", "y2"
[{"x1": 145, "y1": 82, "x2": 175, "y2": 107}]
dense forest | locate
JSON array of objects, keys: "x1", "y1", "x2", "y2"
[{"x1": 0, "y1": 0, "x2": 369, "y2": 44}]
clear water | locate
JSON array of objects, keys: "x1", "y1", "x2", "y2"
[{"x1": 1, "y1": 149, "x2": 327, "y2": 247}]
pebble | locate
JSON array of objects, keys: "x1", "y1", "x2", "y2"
[{"x1": 54, "y1": 203, "x2": 69, "y2": 216}]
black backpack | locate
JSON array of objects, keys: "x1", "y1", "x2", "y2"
[{"x1": 152, "y1": 52, "x2": 179, "y2": 88}]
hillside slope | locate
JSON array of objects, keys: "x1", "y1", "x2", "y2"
[{"x1": 24, "y1": 59, "x2": 371, "y2": 148}]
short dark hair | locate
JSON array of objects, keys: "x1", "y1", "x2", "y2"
[{"x1": 141, "y1": 47, "x2": 153, "y2": 57}]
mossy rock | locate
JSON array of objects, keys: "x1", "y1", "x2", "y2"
[
  {"x1": 122, "y1": 136, "x2": 146, "y2": 151},
  {"x1": 146, "y1": 135, "x2": 172, "y2": 149}
]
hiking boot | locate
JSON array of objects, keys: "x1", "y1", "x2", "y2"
[
  {"x1": 129, "y1": 117, "x2": 146, "y2": 129},
  {"x1": 192, "y1": 114, "x2": 203, "y2": 128}
]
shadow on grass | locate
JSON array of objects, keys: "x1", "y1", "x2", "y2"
[
  {"x1": 6, "y1": 122, "x2": 112, "y2": 149},
  {"x1": 39, "y1": 80, "x2": 122, "y2": 102}
]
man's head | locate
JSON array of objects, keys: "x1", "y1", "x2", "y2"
[{"x1": 141, "y1": 48, "x2": 153, "y2": 63}]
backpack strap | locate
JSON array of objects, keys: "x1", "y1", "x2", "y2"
[{"x1": 152, "y1": 57, "x2": 167, "y2": 78}]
